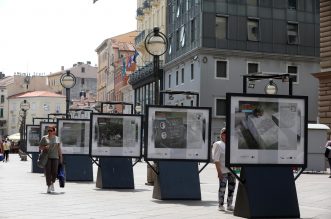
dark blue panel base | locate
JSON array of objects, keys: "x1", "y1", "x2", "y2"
[
  {"x1": 63, "y1": 155, "x2": 93, "y2": 181},
  {"x1": 95, "y1": 157, "x2": 134, "y2": 189},
  {"x1": 234, "y1": 166, "x2": 300, "y2": 218},
  {"x1": 152, "y1": 161, "x2": 201, "y2": 200},
  {"x1": 31, "y1": 153, "x2": 44, "y2": 173}
]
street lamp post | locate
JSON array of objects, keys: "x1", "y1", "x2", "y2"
[
  {"x1": 20, "y1": 99, "x2": 30, "y2": 152},
  {"x1": 60, "y1": 70, "x2": 76, "y2": 118},
  {"x1": 145, "y1": 27, "x2": 168, "y2": 105}
]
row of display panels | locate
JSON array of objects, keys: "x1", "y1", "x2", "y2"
[
  {"x1": 26, "y1": 106, "x2": 212, "y2": 162},
  {"x1": 25, "y1": 93, "x2": 308, "y2": 167}
]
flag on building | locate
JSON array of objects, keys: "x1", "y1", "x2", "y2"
[
  {"x1": 122, "y1": 57, "x2": 126, "y2": 77},
  {"x1": 127, "y1": 55, "x2": 134, "y2": 68},
  {"x1": 133, "y1": 50, "x2": 139, "y2": 63}
]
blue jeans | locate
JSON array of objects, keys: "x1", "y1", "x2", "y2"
[{"x1": 218, "y1": 172, "x2": 236, "y2": 206}]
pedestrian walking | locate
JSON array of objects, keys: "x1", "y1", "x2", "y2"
[
  {"x1": 39, "y1": 125, "x2": 63, "y2": 193},
  {"x1": 3, "y1": 139, "x2": 11, "y2": 162},
  {"x1": 212, "y1": 128, "x2": 236, "y2": 211},
  {"x1": 324, "y1": 140, "x2": 331, "y2": 178}
]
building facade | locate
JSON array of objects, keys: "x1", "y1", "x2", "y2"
[
  {"x1": 48, "y1": 62, "x2": 97, "y2": 101},
  {"x1": 313, "y1": 0, "x2": 331, "y2": 132},
  {"x1": 95, "y1": 31, "x2": 137, "y2": 113},
  {"x1": 164, "y1": 0, "x2": 320, "y2": 140},
  {"x1": 7, "y1": 91, "x2": 65, "y2": 135},
  {"x1": 129, "y1": 0, "x2": 166, "y2": 113}
]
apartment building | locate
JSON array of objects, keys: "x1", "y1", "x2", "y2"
[{"x1": 164, "y1": 0, "x2": 320, "y2": 140}]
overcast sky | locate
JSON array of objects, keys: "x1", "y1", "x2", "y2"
[{"x1": 0, "y1": 0, "x2": 137, "y2": 76}]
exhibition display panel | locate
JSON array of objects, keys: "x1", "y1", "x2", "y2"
[
  {"x1": 145, "y1": 105, "x2": 211, "y2": 161},
  {"x1": 90, "y1": 113, "x2": 143, "y2": 158},
  {"x1": 26, "y1": 125, "x2": 41, "y2": 153},
  {"x1": 57, "y1": 119, "x2": 90, "y2": 155},
  {"x1": 226, "y1": 93, "x2": 308, "y2": 167}
]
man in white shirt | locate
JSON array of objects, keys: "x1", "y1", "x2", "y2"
[{"x1": 212, "y1": 128, "x2": 236, "y2": 211}]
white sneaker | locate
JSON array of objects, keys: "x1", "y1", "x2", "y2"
[
  {"x1": 47, "y1": 186, "x2": 52, "y2": 194},
  {"x1": 218, "y1": 205, "x2": 225, "y2": 211},
  {"x1": 50, "y1": 184, "x2": 54, "y2": 192},
  {"x1": 227, "y1": 205, "x2": 234, "y2": 211}
]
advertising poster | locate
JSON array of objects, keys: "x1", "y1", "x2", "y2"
[
  {"x1": 57, "y1": 119, "x2": 90, "y2": 155},
  {"x1": 26, "y1": 125, "x2": 41, "y2": 153},
  {"x1": 226, "y1": 93, "x2": 307, "y2": 166},
  {"x1": 145, "y1": 106, "x2": 211, "y2": 161},
  {"x1": 91, "y1": 114, "x2": 142, "y2": 157}
]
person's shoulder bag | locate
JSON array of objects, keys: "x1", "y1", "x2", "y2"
[
  {"x1": 37, "y1": 150, "x2": 48, "y2": 168},
  {"x1": 324, "y1": 146, "x2": 331, "y2": 158}
]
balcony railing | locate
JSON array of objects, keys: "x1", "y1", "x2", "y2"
[
  {"x1": 129, "y1": 61, "x2": 164, "y2": 85},
  {"x1": 135, "y1": 30, "x2": 146, "y2": 46}
]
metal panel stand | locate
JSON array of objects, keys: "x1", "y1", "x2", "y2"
[
  {"x1": 63, "y1": 155, "x2": 93, "y2": 181},
  {"x1": 234, "y1": 166, "x2": 300, "y2": 218},
  {"x1": 152, "y1": 161, "x2": 201, "y2": 200},
  {"x1": 96, "y1": 157, "x2": 134, "y2": 189},
  {"x1": 31, "y1": 153, "x2": 44, "y2": 173}
]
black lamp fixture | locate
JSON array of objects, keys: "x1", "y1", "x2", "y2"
[
  {"x1": 144, "y1": 27, "x2": 168, "y2": 105},
  {"x1": 60, "y1": 70, "x2": 76, "y2": 118}
]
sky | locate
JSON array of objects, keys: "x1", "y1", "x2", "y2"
[{"x1": 0, "y1": 0, "x2": 137, "y2": 76}]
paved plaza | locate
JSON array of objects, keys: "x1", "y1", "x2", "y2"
[{"x1": 0, "y1": 155, "x2": 331, "y2": 219}]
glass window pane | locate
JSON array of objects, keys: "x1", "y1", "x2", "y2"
[
  {"x1": 288, "y1": 66, "x2": 298, "y2": 82},
  {"x1": 216, "y1": 99, "x2": 226, "y2": 116},
  {"x1": 216, "y1": 61, "x2": 227, "y2": 78},
  {"x1": 248, "y1": 63, "x2": 259, "y2": 74},
  {"x1": 216, "y1": 16, "x2": 227, "y2": 40},
  {"x1": 287, "y1": 23, "x2": 299, "y2": 44},
  {"x1": 247, "y1": 19, "x2": 259, "y2": 41}
]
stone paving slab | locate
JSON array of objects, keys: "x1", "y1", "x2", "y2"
[{"x1": 0, "y1": 155, "x2": 331, "y2": 219}]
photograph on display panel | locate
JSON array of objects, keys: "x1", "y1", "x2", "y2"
[
  {"x1": 26, "y1": 125, "x2": 41, "y2": 153},
  {"x1": 226, "y1": 93, "x2": 307, "y2": 167},
  {"x1": 145, "y1": 106, "x2": 211, "y2": 161},
  {"x1": 91, "y1": 114, "x2": 142, "y2": 157},
  {"x1": 57, "y1": 119, "x2": 90, "y2": 155}
]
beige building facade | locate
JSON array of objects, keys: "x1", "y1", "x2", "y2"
[
  {"x1": 7, "y1": 91, "x2": 65, "y2": 135},
  {"x1": 313, "y1": 1, "x2": 331, "y2": 129}
]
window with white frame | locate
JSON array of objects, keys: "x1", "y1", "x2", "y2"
[
  {"x1": 216, "y1": 60, "x2": 228, "y2": 78},
  {"x1": 248, "y1": 62, "x2": 259, "y2": 74},
  {"x1": 287, "y1": 65, "x2": 298, "y2": 83},
  {"x1": 176, "y1": 71, "x2": 179, "y2": 85},
  {"x1": 216, "y1": 98, "x2": 226, "y2": 117},
  {"x1": 216, "y1": 16, "x2": 227, "y2": 40},
  {"x1": 181, "y1": 68, "x2": 184, "y2": 83},
  {"x1": 247, "y1": 19, "x2": 259, "y2": 41},
  {"x1": 287, "y1": 23, "x2": 299, "y2": 44}
]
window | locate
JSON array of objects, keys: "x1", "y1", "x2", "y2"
[
  {"x1": 216, "y1": 98, "x2": 226, "y2": 116},
  {"x1": 176, "y1": 71, "x2": 179, "y2": 85},
  {"x1": 176, "y1": 30, "x2": 180, "y2": 50},
  {"x1": 168, "y1": 36, "x2": 172, "y2": 55},
  {"x1": 181, "y1": 68, "x2": 184, "y2": 83},
  {"x1": 216, "y1": 16, "x2": 227, "y2": 40},
  {"x1": 190, "y1": 63, "x2": 194, "y2": 80},
  {"x1": 0, "y1": 108, "x2": 3, "y2": 118},
  {"x1": 81, "y1": 78, "x2": 85, "y2": 85},
  {"x1": 168, "y1": 74, "x2": 172, "y2": 88},
  {"x1": 288, "y1": 0, "x2": 297, "y2": 10},
  {"x1": 191, "y1": 18, "x2": 195, "y2": 43},
  {"x1": 248, "y1": 62, "x2": 259, "y2": 74},
  {"x1": 0, "y1": 95, "x2": 4, "y2": 103},
  {"x1": 287, "y1": 23, "x2": 299, "y2": 44},
  {"x1": 287, "y1": 65, "x2": 298, "y2": 83},
  {"x1": 180, "y1": 26, "x2": 185, "y2": 48},
  {"x1": 247, "y1": 19, "x2": 259, "y2": 41},
  {"x1": 216, "y1": 60, "x2": 227, "y2": 78},
  {"x1": 81, "y1": 67, "x2": 85, "y2": 73}
]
